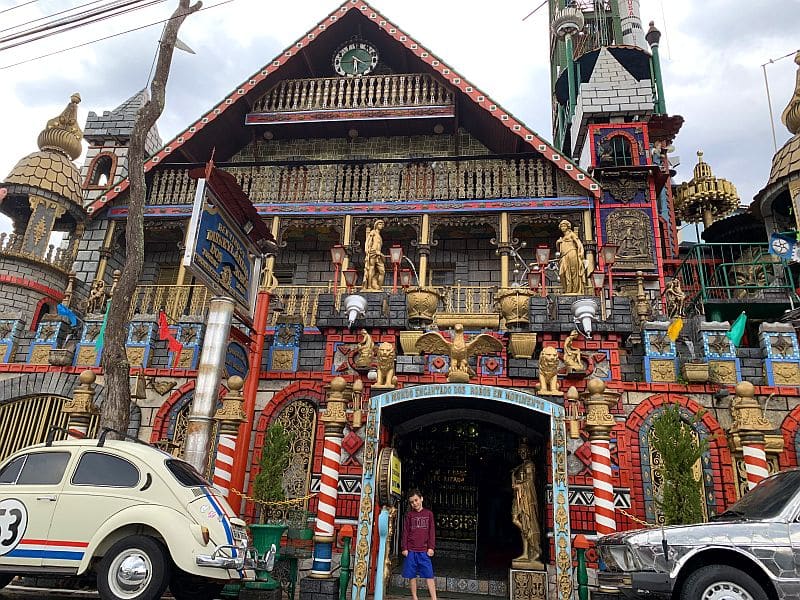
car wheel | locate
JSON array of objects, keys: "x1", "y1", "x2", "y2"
[
  {"x1": 169, "y1": 569, "x2": 225, "y2": 600},
  {"x1": 96, "y1": 535, "x2": 169, "y2": 600},
  {"x1": 681, "y1": 564, "x2": 768, "y2": 600},
  {"x1": 0, "y1": 574, "x2": 14, "y2": 589}
]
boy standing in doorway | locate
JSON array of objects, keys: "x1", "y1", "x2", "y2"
[{"x1": 401, "y1": 488, "x2": 437, "y2": 600}]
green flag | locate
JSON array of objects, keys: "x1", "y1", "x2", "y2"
[
  {"x1": 726, "y1": 312, "x2": 747, "y2": 347},
  {"x1": 95, "y1": 300, "x2": 111, "y2": 351}
]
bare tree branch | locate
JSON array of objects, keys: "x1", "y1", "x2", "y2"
[{"x1": 100, "y1": 0, "x2": 201, "y2": 436}]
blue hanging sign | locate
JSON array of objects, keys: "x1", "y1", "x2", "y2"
[
  {"x1": 224, "y1": 340, "x2": 250, "y2": 380},
  {"x1": 183, "y1": 178, "x2": 262, "y2": 324}
]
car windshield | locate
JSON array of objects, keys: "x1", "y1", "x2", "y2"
[
  {"x1": 714, "y1": 470, "x2": 800, "y2": 520},
  {"x1": 166, "y1": 459, "x2": 211, "y2": 487}
]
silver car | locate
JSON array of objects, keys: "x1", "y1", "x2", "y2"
[{"x1": 597, "y1": 468, "x2": 800, "y2": 600}]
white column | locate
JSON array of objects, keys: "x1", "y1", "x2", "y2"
[{"x1": 183, "y1": 296, "x2": 234, "y2": 473}]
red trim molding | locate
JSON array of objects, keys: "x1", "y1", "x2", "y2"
[{"x1": 0, "y1": 274, "x2": 64, "y2": 301}]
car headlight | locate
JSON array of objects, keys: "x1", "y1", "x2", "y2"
[{"x1": 607, "y1": 545, "x2": 641, "y2": 572}]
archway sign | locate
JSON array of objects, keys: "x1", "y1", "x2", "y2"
[{"x1": 351, "y1": 384, "x2": 574, "y2": 600}]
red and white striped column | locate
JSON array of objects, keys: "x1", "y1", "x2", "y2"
[
  {"x1": 584, "y1": 378, "x2": 619, "y2": 536},
  {"x1": 212, "y1": 376, "x2": 246, "y2": 501},
  {"x1": 590, "y1": 438, "x2": 616, "y2": 535},
  {"x1": 741, "y1": 435, "x2": 769, "y2": 490},
  {"x1": 63, "y1": 370, "x2": 99, "y2": 439},
  {"x1": 311, "y1": 377, "x2": 349, "y2": 578},
  {"x1": 732, "y1": 381, "x2": 773, "y2": 491}
]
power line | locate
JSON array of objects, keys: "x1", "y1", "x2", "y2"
[
  {"x1": 0, "y1": 0, "x2": 168, "y2": 50},
  {"x1": 1, "y1": 0, "x2": 109, "y2": 35},
  {"x1": 0, "y1": 0, "x2": 235, "y2": 70},
  {"x1": 0, "y1": 0, "x2": 41, "y2": 16}
]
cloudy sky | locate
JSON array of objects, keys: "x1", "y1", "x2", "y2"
[{"x1": 0, "y1": 0, "x2": 798, "y2": 238}]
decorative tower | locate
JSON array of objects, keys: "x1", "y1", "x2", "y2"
[
  {"x1": 81, "y1": 89, "x2": 163, "y2": 205},
  {"x1": 0, "y1": 94, "x2": 88, "y2": 323},
  {"x1": 674, "y1": 151, "x2": 740, "y2": 229}
]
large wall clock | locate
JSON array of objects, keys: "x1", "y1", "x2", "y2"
[{"x1": 333, "y1": 40, "x2": 379, "y2": 77}]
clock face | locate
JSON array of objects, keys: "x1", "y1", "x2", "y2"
[{"x1": 333, "y1": 41, "x2": 379, "y2": 77}]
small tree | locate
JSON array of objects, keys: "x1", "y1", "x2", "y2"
[
  {"x1": 650, "y1": 403, "x2": 708, "y2": 525},
  {"x1": 252, "y1": 423, "x2": 291, "y2": 523}
]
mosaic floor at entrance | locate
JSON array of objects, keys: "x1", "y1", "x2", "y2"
[{"x1": 390, "y1": 558, "x2": 508, "y2": 598}]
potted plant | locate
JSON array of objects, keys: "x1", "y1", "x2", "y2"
[{"x1": 247, "y1": 423, "x2": 292, "y2": 590}]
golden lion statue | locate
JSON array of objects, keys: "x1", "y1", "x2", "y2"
[
  {"x1": 538, "y1": 346, "x2": 561, "y2": 396},
  {"x1": 374, "y1": 342, "x2": 397, "y2": 389}
]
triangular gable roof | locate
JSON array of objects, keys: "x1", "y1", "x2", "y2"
[{"x1": 89, "y1": 0, "x2": 599, "y2": 216}]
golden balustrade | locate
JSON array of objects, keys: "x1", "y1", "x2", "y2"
[
  {"x1": 129, "y1": 285, "x2": 210, "y2": 319},
  {"x1": 0, "y1": 232, "x2": 72, "y2": 274},
  {"x1": 252, "y1": 73, "x2": 454, "y2": 113},
  {"x1": 148, "y1": 157, "x2": 556, "y2": 205},
  {"x1": 440, "y1": 284, "x2": 496, "y2": 314}
]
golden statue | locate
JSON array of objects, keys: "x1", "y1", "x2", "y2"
[
  {"x1": 374, "y1": 342, "x2": 397, "y2": 389},
  {"x1": 415, "y1": 323, "x2": 503, "y2": 383},
  {"x1": 563, "y1": 330, "x2": 585, "y2": 373},
  {"x1": 511, "y1": 440, "x2": 543, "y2": 570},
  {"x1": 664, "y1": 279, "x2": 686, "y2": 319},
  {"x1": 537, "y1": 346, "x2": 561, "y2": 395},
  {"x1": 362, "y1": 220, "x2": 386, "y2": 292},
  {"x1": 355, "y1": 329, "x2": 375, "y2": 369},
  {"x1": 557, "y1": 220, "x2": 585, "y2": 295},
  {"x1": 85, "y1": 279, "x2": 108, "y2": 314}
]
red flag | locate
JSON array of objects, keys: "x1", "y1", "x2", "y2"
[{"x1": 158, "y1": 311, "x2": 184, "y2": 357}]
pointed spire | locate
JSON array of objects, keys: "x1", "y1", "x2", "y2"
[
  {"x1": 37, "y1": 93, "x2": 83, "y2": 160},
  {"x1": 781, "y1": 51, "x2": 800, "y2": 135}
]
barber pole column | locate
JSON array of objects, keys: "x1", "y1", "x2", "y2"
[
  {"x1": 63, "y1": 370, "x2": 99, "y2": 439},
  {"x1": 212, "y1": 376, "x2": 246, "y2": 498},
  {"x1": 731, "y1": 381, "x2": 773, "y2": 489},
  {"x1": 310, "y1": 377, "x2": 348, "y2": 578},
  {"x1": 583, "y1": 378, "x2": 620, "y2": 536}
]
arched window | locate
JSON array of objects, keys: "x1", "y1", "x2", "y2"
[
  {"x1": 88, "y1": 154, "x2": 115, "y2": 187},
  {"x1": 610, "y1": 136, "x2": 633, "y2": 167}
]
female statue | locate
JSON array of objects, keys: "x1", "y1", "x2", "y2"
[
  {"x1": 557, "y1": 220, "x2": 585, "y2": 295},
  {"x1": 511, "y1": 440, "x2": 543, "y2": 570}
]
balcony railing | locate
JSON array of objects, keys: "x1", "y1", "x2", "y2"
[
  {"x1": 148, "y1": 157, "x2": 558, "y2": 206},
  {"x1": 673, "y1": 243, "x2": 796, "y2": 314},
  {"x1": 251, "y1": 73, "x2": 454, "y2": 114},
  {"x1": 129, "y1": 285, "x2": 211, "y2": 319},
  {"x1": 0, "y1": 232, "x2": 72, "y2": 273}
]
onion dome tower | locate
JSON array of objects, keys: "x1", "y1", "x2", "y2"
[
  {"x1": 674, "y1": 151, "x2": 740, "y2": 229},
  {"x1": 0, "y1": 94, "x2": 89, "y2": 320},
  {"x1": 754, "y1": 51, "x2": 800, "y2": 235}
]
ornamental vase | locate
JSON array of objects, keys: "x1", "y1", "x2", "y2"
[
  {"x1": 406, "y1": 287, "x2": 440, "y2": 328},
  {"x1": 495, "y1": 287, "x2": 534, "y2": 331},
  {"x1": 399, "y1": 330, "x2": 424, "y2": 355}
]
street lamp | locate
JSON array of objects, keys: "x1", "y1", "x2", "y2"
[
  {"x1": 535, "y1": 244, "x2": 551, "y2": 297},
  {"x1": 330, "y1": 244, "x2": 346, "y2": 297},
  {"x1": 600, "y1": 244, "x2": 619, "y2": 300},
  {"x1": 343, "y1": 267, "x2": 359, "y2": 292},
  {"x1": 389, "y1": 244, "x2": 404, "y2": 293},
  {"x1": 591, "y1": 269, "x2": 607, "y2": 321},
  {"x1": 400, "y1": 268, "x2": 414, "y2": 290}
]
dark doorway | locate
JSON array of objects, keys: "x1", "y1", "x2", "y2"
[{"x1": 396, "y1": 420, "x2": 544, "y2": 579}]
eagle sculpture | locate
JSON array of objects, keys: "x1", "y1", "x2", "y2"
[{"x1": 415, "y1": 323, "x2": 504, "y2": 383}]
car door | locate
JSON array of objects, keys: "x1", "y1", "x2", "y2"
[
  {"x1": 44, "y1": 450, "x2": 143, "y2": 569},
  {"x1": 0, "y1": 450, "x2": 72, "y2": 569}
]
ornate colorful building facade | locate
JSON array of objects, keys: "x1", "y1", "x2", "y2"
[{"x1": 1, "y1": 1, "x2": 800, "y2": 599}]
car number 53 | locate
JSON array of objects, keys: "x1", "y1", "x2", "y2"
[{"x1": 0, "y1": 499, "x2": 27, "y2": 555}]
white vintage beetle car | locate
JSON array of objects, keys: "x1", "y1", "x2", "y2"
[{"x1": 0, "y1": 430, "x2": 257, "y2": 600}]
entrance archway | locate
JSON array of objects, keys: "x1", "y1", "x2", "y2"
[{"x1": 351, "y1": 384, "x2": 573, "y2": 600}]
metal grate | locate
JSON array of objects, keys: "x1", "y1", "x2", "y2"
[{"x1": 0, "y1": 396, "x2": 99, "y2": 461}]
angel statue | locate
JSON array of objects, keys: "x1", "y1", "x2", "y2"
[{"x1": 415, "y1": 323, "x2": 503, "y2": 383}]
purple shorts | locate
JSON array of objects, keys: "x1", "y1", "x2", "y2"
[{"x1": 402, "y1": 551, "x2": 434, "y2": 579}]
